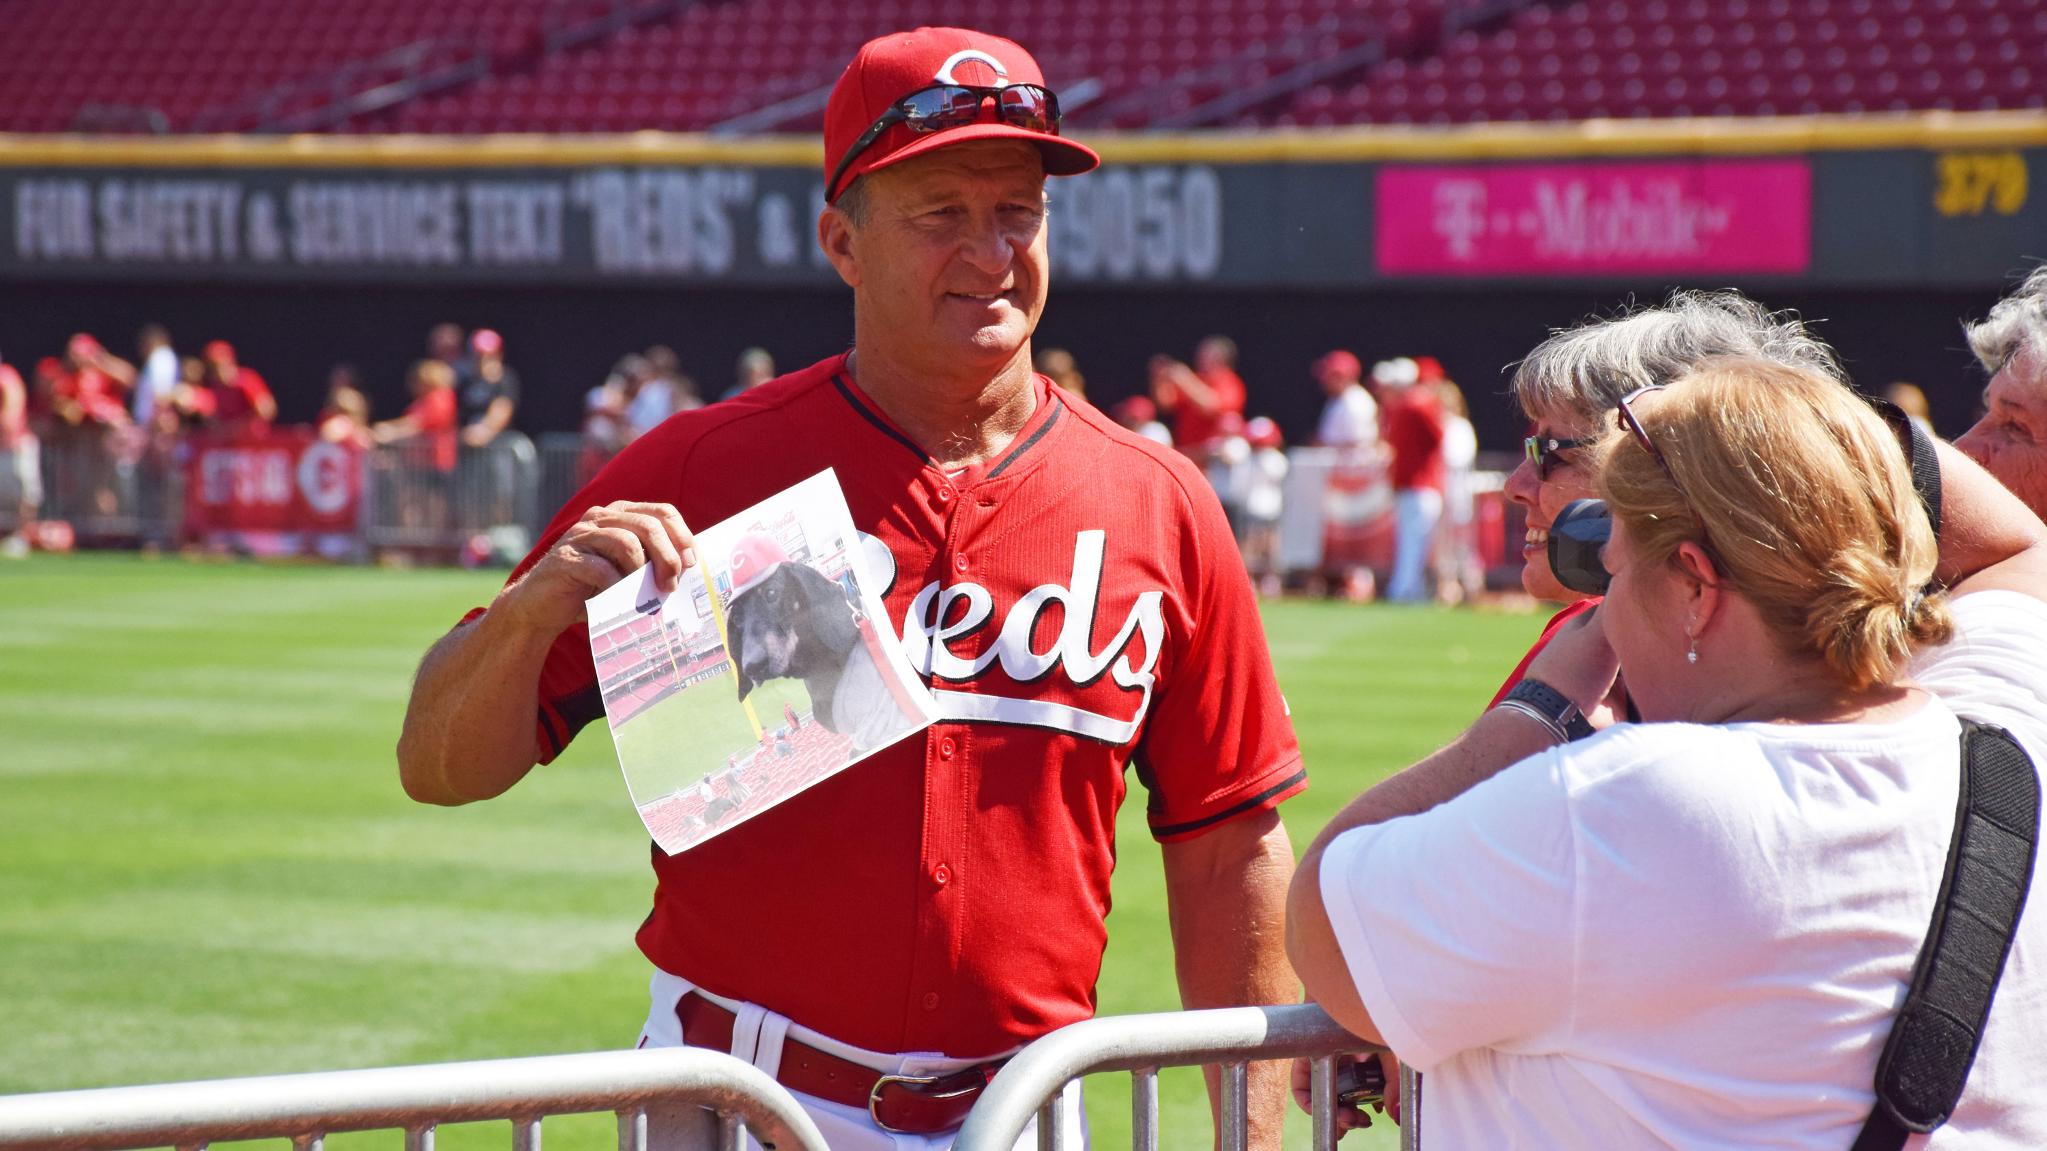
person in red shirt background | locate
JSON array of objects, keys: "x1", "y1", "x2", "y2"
[
  {"x1": 198, "y1": 341, "x2": 277, "y2": 434},
  {"x1": 1151, "y1": 334, "x2": 1247, "y2": 461},
  {"x1": 373, "y1": 359, "x2": 458, "y2": 534},
  {"x1": 1379, "y1": 356, "x2": 1446, "y2": 602},
  {"x1": 0, "y1": 345, "x2": 40, "y2": 554}
]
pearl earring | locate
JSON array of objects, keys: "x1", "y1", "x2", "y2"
[{"x1": 1687, "y1": 638, "x2": 1699, "y2": 664}]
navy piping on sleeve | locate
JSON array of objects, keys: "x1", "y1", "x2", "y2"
[{"x1": 1149, "y1": 765, "x2": 1308, "y2": 838}]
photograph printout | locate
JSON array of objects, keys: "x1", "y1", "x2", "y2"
[{"x1": 584, "y1": 470, "x2": 939, "y2": 854}]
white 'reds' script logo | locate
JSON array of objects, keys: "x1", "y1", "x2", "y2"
[
  {"x1": 866, "y1": 529, "x2": 1165, "y2": 744},
  {"x1": 934, "y1": 49, "x2": 1008, "y2": 87}
]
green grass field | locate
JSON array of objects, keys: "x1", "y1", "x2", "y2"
[
  {"x1": 612, "y1": 664, "x2": 811, "y2": 803},
  {"x1": 0, "y1": 554, "x2": 1543, "y2": 1149}
]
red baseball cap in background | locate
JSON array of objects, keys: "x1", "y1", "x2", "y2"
[
  {"x1": 203, "y1": 340, "x2": 236, "y2": 361},
  {"x1": 1314, "y1": 350, "x2": 1362, "y2": 380},
  {"x1": 471, "y1": 328, "x2": 504, "y2": 356},
  {"x1": 823, "y1": 27, "x2": 1100, "y2": 203}
]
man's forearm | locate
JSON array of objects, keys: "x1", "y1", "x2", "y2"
[
  {"x1": 396, "y1": 605, "x2": 554, "y2": 805},
  {"x1": 1164, "y1": 810, "x2": 1298, "y2": 1150},
  {"x1": 1931, "y1": 439, "x2": 2047, "y2": 585}
]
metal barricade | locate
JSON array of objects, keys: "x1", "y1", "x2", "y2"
[
  {"x1": 362, "y1": 432, "x2": 541, "y2": 555},
  {"x1": 0, "y1": 1048, "x2": 827, "y2": 1151},
  {"x1": 952, "y1": 1004, "x2": 1412, "y2": 1151},
  {"x1": 28, "y1": 427, "x2": 182, "y2": 546}
]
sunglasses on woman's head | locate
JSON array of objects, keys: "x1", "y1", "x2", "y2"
[{"x1": 1614, "y1": 385, "x2": 1720, "y2": 562}]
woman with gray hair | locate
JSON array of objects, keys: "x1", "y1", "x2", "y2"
[
  {"x1": 1492, "y1": 289, "x2": 1843, "y2": 699},
  {"x1": 1956, "y1": 264, "x2": 2047, "y2": 515}
]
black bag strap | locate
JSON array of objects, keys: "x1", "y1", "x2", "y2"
[
  {"x1": 1851, "y1": 719, "x2": 2040, "y2": 1151},
  {"x1": 1866, "y1": 393, "x2": 1944, "y2": 545}
]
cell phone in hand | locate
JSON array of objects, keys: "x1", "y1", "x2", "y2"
[{"x1": 1335, "y1": 1057, "x2": 1387, "y2": 1108}]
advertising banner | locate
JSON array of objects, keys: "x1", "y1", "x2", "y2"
[
  {"x1": 1375, "y1": 159, "x2": 1813, "y2": 276},
  {"x1": 182, "y1": 428, "x2": 362, "y2": 556}
]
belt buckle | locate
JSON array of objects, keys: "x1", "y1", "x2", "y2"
[{"x1": 868, "y1": 1067, "x2": 988, "y2": 1134}]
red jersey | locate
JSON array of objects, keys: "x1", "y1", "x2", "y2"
[
  {"x1": 1383, "y1": 389, "x2": 1445, "y2": 492},
  {"x1": 1487, "y1": 597, "x2": 1602, "y2": 707},
  {"x1": 404, "y1": 386, "x2": 458, "y2": 471},
  {"x1": 479, "y1": 353, "x2": 1305, "y2": 1057},
  {"x1": 1172, "y1": 366, "x2": 1246, "y2": 450},
  {"x1": 55, "y1": 366, "x2": 128, "y2": 426},
  {"x1": 208, "y1": 368, "x2": 275, "y2": 430}
]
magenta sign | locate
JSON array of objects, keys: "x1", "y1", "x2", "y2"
[{"x1": 1376, "y1": 159, "x2": 1811, "y2": 276}]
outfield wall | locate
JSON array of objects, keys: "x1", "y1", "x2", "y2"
[
  {"x1": 0, "y1": 114, "x2": 2040, "y2": 449},
  {"x1": 3, "y1": 113, "x2": 2042, "y2": 288}
]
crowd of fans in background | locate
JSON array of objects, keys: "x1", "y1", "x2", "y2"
[
  {"x1": 0, "y1": 315, "x2": 1492, "y2": 599},
  {"x1": 0, "y1": 309, "x2": 1544, "y2": 605}
]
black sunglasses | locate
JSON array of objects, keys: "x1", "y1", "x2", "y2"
[
  {"x1": 826, "y1": 83, "x2": 1062, "y2": 203},
  {"x1": 1523, "y1": 433, "x2": 1590, "y2": 480}
]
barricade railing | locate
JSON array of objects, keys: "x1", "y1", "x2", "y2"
[
  {"x1": 0, "y1": 1048, "x2": 827, "y2": 1151},
  {"x1": 30, "y1": 428, "x2": 182, "y2": 546},
  {"x1": 362, "y1": 432, "x2": 541, "y2": 555},
  {"x1": 953, "y1": 1004, "x2": 1410, "y2": 1151}
]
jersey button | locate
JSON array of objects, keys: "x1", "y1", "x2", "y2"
[
  {"x1": 922, "y1": 992, "x2": 940, "y2": 1011},
  {"x1": 936, "y1": 485, "x2": 954, "y2": 503},
  {"x1": 938, "y1": 736, "x2": 957, "y2": 759},
  {"x1": 954, "y1": 554, "x2": 969, "y2": 572},
  {"x1": 932, "y1": 863, "x2": 951, "y2": 885}
]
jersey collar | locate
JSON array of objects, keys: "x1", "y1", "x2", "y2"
[{"x1": 830, "y1": 361, "x2": 1066, "y2": 490}]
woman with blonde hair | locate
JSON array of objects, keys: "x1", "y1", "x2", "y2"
[{"x1": 1290, "y1": 357, "x2": 2047, "y2": 1147}]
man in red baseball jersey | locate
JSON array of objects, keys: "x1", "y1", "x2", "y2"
[{"x1": 397, "y1": 26, "x2": 1304, "y2": 1149}]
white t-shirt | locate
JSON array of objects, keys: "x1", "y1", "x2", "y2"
[
  {"x1": 1317, "y1": 384, "x2": 1378, "y2": 449},
  {"x1": 1321, "y1": 590, "x2": 2047, "y2": 1149}
]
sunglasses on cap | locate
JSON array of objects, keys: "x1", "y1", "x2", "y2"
[
  {"x1": 1523, "y1": 432, "x2": 1590, "y2": 480},
  {"x1": 826, "y1": 83, "x2": 1062, "y2": 203}
]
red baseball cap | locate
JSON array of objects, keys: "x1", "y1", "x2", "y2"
[
  {"x1": 471, "y1": 328, "x2": 503, "y2": 356},
  {"x1": 1314, "y1": 350, "x2": 1362, "y2": 380},
  {"x1": 823, "y1": 27, "x2": 1100, "y2": 203},
  {"x1": 728, "y1": 533, "x2": 791, "y2": 595},
  {"x1": 203, "y1": 340, "x2": 236, "y2": 361}
]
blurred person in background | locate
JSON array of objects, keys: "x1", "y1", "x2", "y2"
[
  {"x1": 1957, "y1": 264, "x2": 2047, "y2": 516},
  {"x1": 1312, "y1": 349, "x2": 1377, "y2": 451},
  {"x1": 623, "y1": 353, "x2": 675, "y2": 440},
  {"x1": 647, "y1": 346, "x2": 704, "y2": 418},
  {"x1": 1885, "y1": 380, "x2": 1935, "y2": 438},
  {"x1": 1035, "y1": 346, "x2": 1085, "y2": 397},
  {"x1": 318, "y1": 365, "x2": 373, "y2": 449},
  {"x1": 373, "y1": 359, "x2": 458, "y2": 533},
  {"x1": 198, "y1": 341, "x2": 276, "y2": 434},
  {"x1": 1205, "y1": 410, "x2": 1252, "y2": 536},
  {"x1": 1242, "y1": 416, "x2": 1289, "y2": 597},
  {"x1": 720, "y1": 346, "x2": 776, "y2": 401},
  {"x1": 129, "y1": 324, "x2": 179, "y2": 429},
  {"x1": 579, "y1": 366, "x2": 631, "y2": 483},
  {"x1": 52, "y1": 333, "x2": 133, "y2": 431},
  {"x1": 0, "y1": 345, "x2": 39, "y2": 555},
  {"x1": 427, "y1": 322, "x2": 466, "y2": 369},
  {"x1": 1432, "y1": 379, "x2": 1482, "y2": 605},
  {"x1": 1380, "y1": 356, "x2": 1445, "y2": 603},
  {"x1": 457, "y1": 329, "x2": 520, "y2": 449},
  {"x1": 49, "y1": 334, "x2": 133, "y2": 519},
  {"x1": 1152, "y1": 334, "x2": 1247, "y2": 462},
  {"x1": 1289, "y1": 360, "x2": 2047, "y2": 1148},
  {"x1": 1112, "y1": 394, "x2": 1172, "y2": 445}
]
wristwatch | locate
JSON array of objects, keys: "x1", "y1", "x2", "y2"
[{"x1": 1494, "y1": 678, "x2": 1596, "y2": 743}]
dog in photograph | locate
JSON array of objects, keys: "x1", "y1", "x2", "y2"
[{"x1": 725, "y1": 535, "x2": 903, "y2": 752}]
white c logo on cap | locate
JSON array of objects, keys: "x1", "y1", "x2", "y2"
[{"x1": 934, "y1": 49, "x2": 1008, "y2": 87}]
